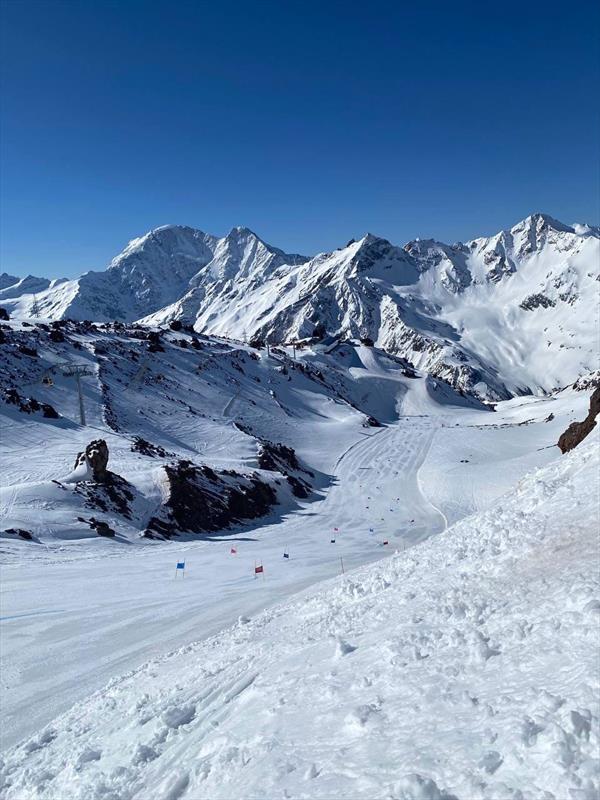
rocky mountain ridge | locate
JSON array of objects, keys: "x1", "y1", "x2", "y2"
[{"x1": 1, "y1": 213, "x2": 598, "y2": 401}]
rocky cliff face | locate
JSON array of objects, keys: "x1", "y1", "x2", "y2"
[{"x1": 557, "y1": 388, "x2": 600, "y2": 453}]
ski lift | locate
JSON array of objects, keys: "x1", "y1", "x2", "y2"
[{"x1": 42, "y1": 374, "x2": 54, "y2": 386}]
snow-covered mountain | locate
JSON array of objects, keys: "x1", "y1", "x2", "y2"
[
  {"x1": 1, "y1": 282, "x2": 598, "y2": 795},
  {"x1": 0, "y1": 226, "x2": 305, "y2": 324},
  {"x1": 1, "y1": 214, "x2": 598, "y2": 401}
]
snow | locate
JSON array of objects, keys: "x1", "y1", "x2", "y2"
[
  {"x1": 0, "y1": 232, "x2": 598, "y2": 799},
  {"x1": 2, "y1": 213, "x2": 598, "y2": 401},
  {"x1": 1, "y1": 422, "x2": 597, "y2": 800}
]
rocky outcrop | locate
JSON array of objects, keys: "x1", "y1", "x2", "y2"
[
  {"x1": 72, "y1": 439, "x2": 135, "y2": 520},
  {"x1": 520, "y1": 293, "x2": 556, "y2": 311},
  {"x1": 572, "y1": 372, "x2": 600, "y2": 391},
  {"x1": 558, "y1": 388, "x2": 600, "y2": 453},
  {"x1": 144, "y1": 460, "x2": 277, "y2": 539},
  {"x1": 77, "y1": 516, "x2": 116, "y2": 537},
  {"x1": 131, "y1": 436, "x2": 174, "y2": 458},
  {"x1": 257, "y1": 441, "x2": 313, "y2": 498},
  {"x1": 3, "y1": 388, "x2": 59, "y2": 418},
  {"x1": 2, "y1": 527, "x2": 34, "y2": 541},
  {"x1": 73, "y1": 439, "x2": 109, "y2": 481}
]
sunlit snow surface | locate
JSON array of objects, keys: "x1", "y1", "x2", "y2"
[
  {"x1": 1, "y1": 423, "x2": 598, "y2": 799},
  {"x1": 0, "y1": 320, "x2": 598, "y2": 798}
]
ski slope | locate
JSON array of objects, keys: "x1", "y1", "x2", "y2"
[
  {"x1": 0, "y1": 385, "x2": 588, "y2": 752},
  {"x1": 1, "y1": 423, "x2": 597, "y2": 800},
  {"x1": 0, "y1": 316, "x2": 596, "y2": 800},
  {"x1": 0, "y1": 417, "x2": 442, "y2": 749}
]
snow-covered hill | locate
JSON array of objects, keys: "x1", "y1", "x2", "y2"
[
  {"x1": 1, "y1": 418, "x2": 597, "y2": 800},
  {"x1": 2, "y1": 214, "x2": 598, "y2": 401}
]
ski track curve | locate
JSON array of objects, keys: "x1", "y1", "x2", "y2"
[{"x1": 0, "y1": 417, "x2": 447, "y2": 749}]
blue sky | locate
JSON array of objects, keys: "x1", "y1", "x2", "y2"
[{"x1": 1, "y1": 0, "x2": 598, "y2": 278}]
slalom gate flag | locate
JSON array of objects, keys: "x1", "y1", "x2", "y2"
[
  {"x1": 330, "y1": 538, "x2": 336, "y2": 544},
  {"x1": 333, "y1": 527, "x2": 339, "y2": 532},
  {"x1": 283, "y1": 552, "x2": 289, "y2": 559},
  {"x1": 382, "y1": 540, "x2": 389, "y2": 546},
  {"x1": 176, "y1": 562, "x2": 185, "y2": 570},
  {"x1": 255, "y1": 564, "x2": 264, "y2": 574},
  {"x1": 369, "y1": 528, "x2": 374, "y2": 533},
  {"x1": 230, "y1": 547, "x2": 237, "y2": 554}
]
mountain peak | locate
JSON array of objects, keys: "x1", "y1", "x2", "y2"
[
  {"x1": 230, "y1": 225, "x2": 259, "y2": 237},
  {"x1": 520, "y1": 212, "x2": 575, "y2": 234}
]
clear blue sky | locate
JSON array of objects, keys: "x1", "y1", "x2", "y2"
[{"x1": 1, "y1": 0, "x2": 599, "y2": 278}]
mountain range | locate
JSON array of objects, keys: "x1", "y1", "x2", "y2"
[{"x1": 1, "y1": 213, "x2": 598, "y2": 402}]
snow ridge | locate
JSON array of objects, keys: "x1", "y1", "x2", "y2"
[{"x1": 2, "y1": 213, "x2": 596, "y2": 402}]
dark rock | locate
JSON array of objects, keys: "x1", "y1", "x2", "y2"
[
  {"x1": 73, "y1": 439, "x2": 110, "y2": 481},
  {"x1": 49, "y1": 329, "x2": 65, "y2": 343},
  {"x1": 312, "y1": 321, "x2": 326, "y2": 340},
  {"x1": 145, "y1": 459, "x2": 277, "y2": 538},
  {"x1": 557, "y1": 388, "x2": 600, "y2": 453},
  {"x1": 77, "y1": 516, "x2": 116, "y2": 537},
  {"x1": 360, "y1": 336, "x2": 375, "y2": 347},
  {"x1": 257, "y1": 440, "x2": 313, "y2": 497},
  {"x1": 3, "y1": 388, "x2": 59, "y2": 418},
  {"x1": 0, "y1": 307, "x2": 9, "y2": 321},
  {"x1": 18, "y1": 344, "x2": 38, "y2": 358},
  {"x1": 131, "y1": 436, "x2": 173, "y2": 458},
  {"x1": 258, "y1": 441, "x2": 300, "y2": 472},
  {"x1": 75, "y1": 472, "x2": 134, "y2": 519},
  {"x1": 169, "y1": 320, "x2": 183, "y2": 331},
  {"x1": 363, "y1": 415, "x2": 382, "y2": 427},
  {"x1": 520, "y1": 293, "x2": 556, "y2": 311},
  {"x1": 572, "y1": 373, "x2": 600, "y2": 391},
  {"x1": 146, "y1": 331, "x2": 164, "y2": 352},
  {"x1": 3, "y1": 527, "x2": 33, "y2": 540},
  {"x1": 41, "y1": 402, "x2": 59, "y2": 418}
]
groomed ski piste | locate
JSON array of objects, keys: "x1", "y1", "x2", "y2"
[{"x1": 0, "y1": 322, "x2": 598, "y2": 799}]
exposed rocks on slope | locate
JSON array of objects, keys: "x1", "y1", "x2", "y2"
[
  {"x1": 573, "y1": 372, "x2": 600, "y2": 391},
  {"x1": 1, "y1": 528, "x2": 34, "y2": 541},
  {"x1": 76, "y1": 516, "x2": 116, "y2": 538},
  {"x1": 3, "y1": 388, "x2": 59, "y2": 418},
  {"x1": 144, "y1": 460, "x2": 277, "y2": 539},
  {"x1": 257, "y1": 440, "x2": 313, "y2": 498},
  {"x1": 520, "y1": 293, "x2": 556, "y2": 311},
  {"x1": 131, "y1": 437, "x2": 174, "y2": 458},
  {"x1": 557, "y1": 388, "x2": 600, "y2": 453}
]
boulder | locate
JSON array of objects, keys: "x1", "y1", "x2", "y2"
[{"x1": 74, "y1": 439, "x2": 110, "y2": 481}]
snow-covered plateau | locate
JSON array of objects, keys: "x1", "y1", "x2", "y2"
[{"x1": 0, "y1": 212, "x2": 599, "y2": 799}]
